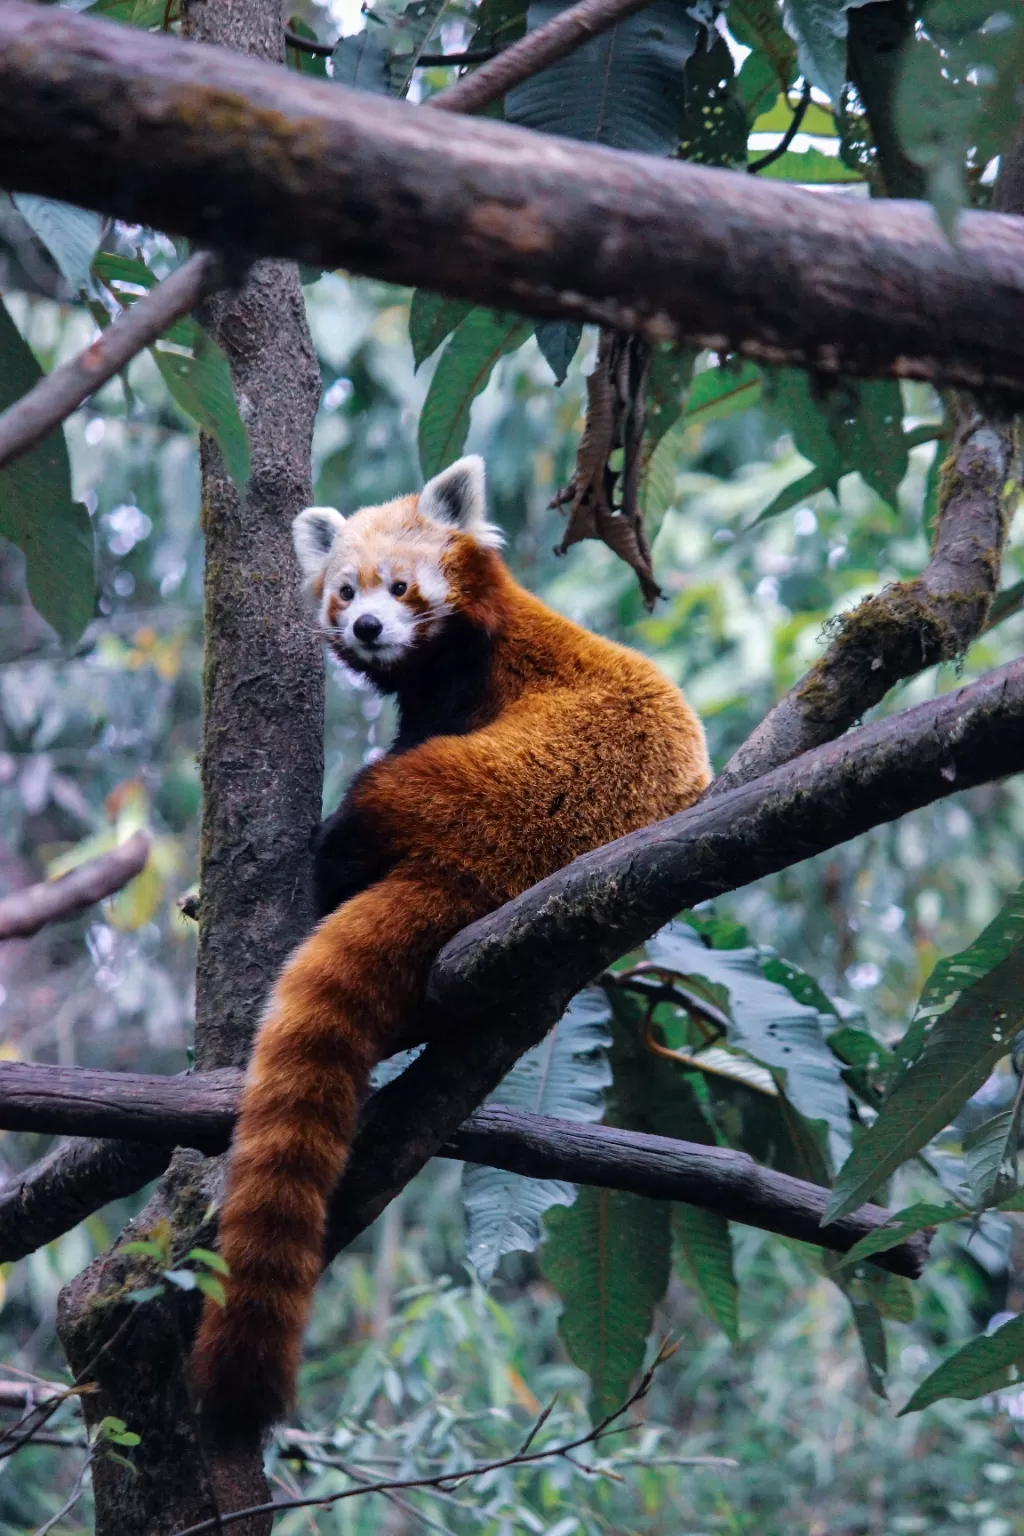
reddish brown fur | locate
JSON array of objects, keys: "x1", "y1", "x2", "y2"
[{"x1": 191, "y1": 518, "x2": 710, "y2": 1442}]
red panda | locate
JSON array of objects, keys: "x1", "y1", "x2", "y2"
[{"x1": 191, "y1": 455, "x2": 711, "y2": 1440}]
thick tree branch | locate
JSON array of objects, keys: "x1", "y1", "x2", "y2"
[
  {"x1": 5, "y1": 3, "x2": 1024, "y2": 391},
  {"x1": 0, "y1": 1136, "x2": 170, "y2": 1264},
  {"x1": 0, "y1": 1063, "x2": 929, "y2": 1277},
  {"x1": 712, "y1": 401, "x2": 1017, "y2": 794},
  {"x1": 322, "y1": 659, "x2": 1024, "y2": 1255},
  {"x1": 0, "y1": 832, "x2": 150, "y2": 940},
  {"x1": 0, "y1": 255, "x2": 217, "y2": 474}
]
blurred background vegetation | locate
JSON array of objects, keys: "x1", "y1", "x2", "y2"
[{"x1": 3, "y1": 0, "x2": 1024, "y2": 1528}]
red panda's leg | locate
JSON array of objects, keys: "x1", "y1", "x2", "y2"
[{"x1": 190, "y1": 870, "x2": 481, "y2": 1443}]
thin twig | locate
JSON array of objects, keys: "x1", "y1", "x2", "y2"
[
  {"x1": 167, "y1": 1347, "x2": 702, "y2": 1536},
  {"x1": 748, "y1": 82, "x2": 812, "y2": 174},
  {"x1": 0, "y1": 831, "x2": 150, "y2": 941},
  {"x1": 0, "y1": 254, "x2": 216, "y2": 473},
  {"x1": 31, "y1": 1445, "x2": 93, "y2": 1536}
]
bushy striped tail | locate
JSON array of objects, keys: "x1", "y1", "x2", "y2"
[{"x1": 190, "y1": 873, "x2": 476, "y2": 1443}]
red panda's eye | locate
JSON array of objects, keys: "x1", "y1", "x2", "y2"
[
  {"x1": 339, "y1": 584, "x2": 355, "y2": 602},
  {"x1": 390, "y1": 581, "x2": 408, "y2": 598}
]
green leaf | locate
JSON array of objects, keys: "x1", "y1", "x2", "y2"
[
  {"x1": 964, "y1": 1100, "x2": 1023, "y2": 1209},
  {"x1": 93, "y1": 251, "x2": 252, "y2": 488},
  {"x1": 285, "y1": 17, "x2": 330, "y2": 78},
  {"x1": 463, "y1": 990, "x2": 612, "y2": 1284},
  {"x1": 763, "y1": 370, "x2": 907, "y2": 510},
  {"x1": 96, "y1": 1415, "x2": 141, "y2": 1447},
  {"x1": 746, "y1": 467, "x2": 828, "y2": 530},
  {"x1": 506, "y1": 0, "x2": 700, "y2": 155},
  {"x1": 543, "y1": 1187, "x2": 671, "y2": 1421},
  {"x1": 647, "y1": 921, "x2": 850, "y2": 1169},
  {"x1": 846, "y1": 1278, "x2": 888, "y2": 1398},
  {"x1": 153, "y1": 324, "x2": 251, "y2": 489},
  {"x1": 121, "y1": 1239, "x2": 165, "y2": 1258},
  {"x1": 684, "y1": 361, "x2": 762, "y2": 427},
  {"x1": 827, "y1": 1024, "x2": 894, "y2": 1106},
  {"x1": 900, "y1": 1313, "x2": 1024, "y2": 1415},
  {"x1": 864, "y1": 1269, "x2": 916, "y2": 1324},
  {"x1": 408, "y1": 291, "x2": 474, "y2": 370},
  {"x1": 645, "y1": 347, "x2": 696, "y2": 450},
  {"x1": 637, "y1": 417, "x2": 684, "y2": 539},
  {"x1": 193, "y1": 1273, "x2": 227, "y2": 1308},
  {"x1": 896, "y1": 1, "x2": 1024, "y2": 237},
  {"x1": 369, "y1": 0, "x2": 451, "y2": 95},
  {"x1": 11, "y1": 196, "x2": 102, "y2": 297},
  {"x1": 728, "y1": 0, "x2": 798, "y2": 91},
  {"x1": 331, "y1": 29, "x2": 392, "y2": 93},
  {"x1": 736, "y1": 49, "x2": 780, "y2": 123},
  {"x1": 186, "y1": 1247, "x2": 230, "y2": 1276},
  {"x1": 672, "y1": 1204, "x2": 739, "y2": 1343},
  {"x1": 534, "y1": 320, "x2": 583, "y2": 385},
  {"x1": 0, "y1": 303, "x2": 94, "y2": 645},
  {"x1": 824, "y1": 884, "x2": 1024, "y2": 1224},
  {"x1": 417, "y1": 309, "x2": 531, "y2": 478},
  {"x1": 678, "y1": 35, "x2": 749, "y2": 167},
  {"x1": 125, "y1": 1284, "x2": 166, "y2": 1305},
  {"x1": 783, "y1": 0, "x2": 875, "y2": 105},
  {"x1": 755, "y1": 146, "x2": 864, "y2": 182},
  {"x1": 839, "y1": 1201, "x2": 969, "y2": 1268}
]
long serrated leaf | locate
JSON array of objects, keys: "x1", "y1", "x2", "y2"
[
  {"x1": 543, "y1": 1186, "x2": 671, "y2": 1421},
  {"x1": 0, "y1": 303, "x2": 94, "y2": 645},
  {"x1": 825, "y1": 890, "x2": 1024, "y2": 1224},
  {"x1": 684, "y1": 360, "x2": 762, "y2": 426},
  {"x1": 408, "y1": 291, "x2": 474, "y2": 370},
  {"x1": 417, "y1": 309, "x2": 531, "y2": 478},
  {"x1": 153, "y1": 323, "x2": 251, "y2": 489},
  {"x1": 506, "y1": 0, "x2": 699, "y2": 155},
  {"x1": 12, "y1": 195, "x2": 102, "y2": 297},
  {"x1": 964, "y1": 1098, "x2": 1023, "y2": 1209},
  {"x1": 463, "y1": 990, "x2": 612, "y2": 1284},
  {"x1": 839, "y1": 1201, "x2": 969, "y2": 1267},
  {"x1": 900, "y1": 1313, "x2": 1024, "y2": 1415},
  {"x1": 672, "y1": 1203, "x2": 739, "y2": 1342},
  {"x1": 647, "y1": 921, "x2": 850, "y2": 1168}
]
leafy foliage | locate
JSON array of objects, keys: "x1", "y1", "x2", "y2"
[
  {"x1": 0, "y1": 302, "x2": 94, "y2": 644},
  {"x1": 418, "y1": 308, "x2": 532, "y2": 477},
  {"x1": 827, "y1": 883, "x2": 1024, "y2": 1223},
  {"x1": 462, "y1": 989, "x2": 612, "y2": 1283}
]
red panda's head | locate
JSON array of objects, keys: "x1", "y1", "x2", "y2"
[{"x1": 292, "y1": 456, "x2": 506, "y2": 679}]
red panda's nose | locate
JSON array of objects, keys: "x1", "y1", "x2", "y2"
[{"x1": 353, "y1": 615, "x2": 383, "y2": 644}]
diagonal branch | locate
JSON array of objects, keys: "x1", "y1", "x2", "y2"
[
  {"x1": 5, "y1": 2, "x2": 1024, "y2": 390},
  {"x1": 0, "y1": 832, "x2": 150, "y2": 940},
  {"x1": 711, "y1": 398, "x2": 1017, "y2": 794},
  {"x1": 325, "y1": 659, "x2": 1024, "y2": 1255},
  {"x1": 0, "y1": 257, "x2": 217, "y2": 473},
  {"x1": 0, "y1": 1062, "x2": 930, "y2": 1277}
]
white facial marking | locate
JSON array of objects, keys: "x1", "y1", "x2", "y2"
[{"x1": 330, "y1": 583, "x2": 418, "y2": 666}]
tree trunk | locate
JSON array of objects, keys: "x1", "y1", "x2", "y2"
[{"x1": 54, "y1": 1, "x2": 323, "y2": 1529}]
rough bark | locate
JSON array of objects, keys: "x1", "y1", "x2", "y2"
[
  {"x1": 5, "y1": 3, "x2": 1024, "y2": 392},
  {"x1": 53, "y1": 2, "x2": 323, "y2": 1531},
  {"x1": 0, "y1": 1064, "x2": 930, "y2": 1277}
]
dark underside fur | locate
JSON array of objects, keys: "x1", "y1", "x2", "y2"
[{"x1": 312, "y1": 615, "x2": 494, "y2": 918}]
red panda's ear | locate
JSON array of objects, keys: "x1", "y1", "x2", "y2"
[
  {"x1": 419, "y1": 457, "x2": 504, "y2": 548},
  {"x1": 292, "y1": 506, "x2": 346, "y2": 582}
]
